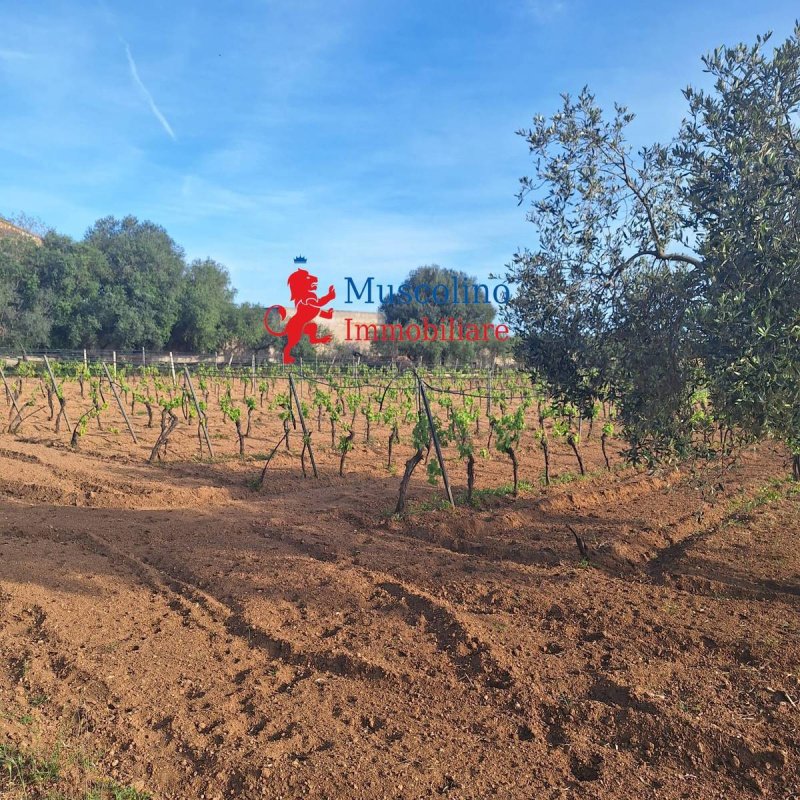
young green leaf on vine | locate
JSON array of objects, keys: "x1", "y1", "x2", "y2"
[
  {"x1": 395, "y1": 412, "x2": 430, "y2": 515},
  {"x1": 491, "y1": 403, "x2": 528, "y2": 497},
  {"x1": 220, "y1": 392, "x2": 247, "y2": 457},
  {"x1": 451, "y1": 399, "x2": 479, "y2": 504}
]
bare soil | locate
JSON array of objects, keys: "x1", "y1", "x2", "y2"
[{"x1": 1, "y1": 380, "x2": 799, "y2": 799}]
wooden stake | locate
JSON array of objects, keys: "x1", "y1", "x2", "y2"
[
  {"x1": 169, "y1": 352, "x2": 177, "y2": 386},
  {"x1": 101, "y1": 362, "x2": 138, "y2": 444},
  {"x1": 183, "y1": 366, "x2": 214, "y2": 458},
  {"x1": 43, "y1": 354, "x2": 71, "y2": 432},
  {"x1": 0, "y1": 365, "x2": 22, "y2": 421},
  {"x1": 288, "y1": 372, "x2": 318, "y2": 478},
  {"x1": 415, "y1": 372, "x2": 455, "y2": 508}
]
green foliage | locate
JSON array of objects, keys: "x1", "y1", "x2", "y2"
[
  {"x1": 220, "y1": 393, "x2": 242, "y2": 424},
  {"x1": 0, "y1": 237, "x2": 53, "y2": 349},
  {"x1": 0, "y1": 741, "x2": 150, "y2": 799},
  {"x1": 170, "y1": 258, "x2": 236, "y2": 352},
  {"x1": 0, "y1": 742, "x2": 60, "y2": 789},
  {"x1": 678, "y1": 30, "x2": 800, "y2": 459},
  {"x1": 273, "y1": 392, "x2": 293, "y2": 424},
  {"x1": 507, "y1": 25, "x2": 800, "y2": 470},
  {"x1": 375, "y1": 265, "x2": 497, "y2": 365},
  {"x1": 491, "y1": 404, "x2": 527, "y2": 456},
  {"x1": 0, "y1": 214, "x2": 274, "y2": 354},
  {"x1": 337, "y1": 429, "x2": 355, "y2": 455},
  {"x1": 84, "y1": 216, "x2": 185, "y2": 349},
  {"x1": 411, "y1": 412, "x2": 430, "y2": 450},
  {"x1": 451, "y1": 399, "x2": 478, "y2": 459}
]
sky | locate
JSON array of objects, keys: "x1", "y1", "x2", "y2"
[{"x1": 1, "y1": 0, "x2": 798, "y2": 310}]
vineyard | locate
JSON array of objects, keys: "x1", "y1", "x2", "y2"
[
  {"x1": 0, "y1": 355, "x2": 726, "y2": 509},
  {"x1": 1, "y1": 356, "x2": 799, "y2": 799}
]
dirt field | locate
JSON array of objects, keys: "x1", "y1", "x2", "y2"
[{"x1": 1, "y1": 381, "x2": 799, "y2": 799}]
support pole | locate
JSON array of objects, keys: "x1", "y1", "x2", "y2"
[
  {"x1": 415, "y1": 371, "x2": 455, "y2": 508},
  {"x1": 251, "y1": 353, "x2": 256, "y2": 393},
  {"x1": 0, "y1": 365, "x2": 22, "y2": 420},
  {"x1": 43, "y1": 354, "x2": 72, "y2": 432},
  {"x1": 183, "y1": 366, "x2": 214, "y2": 458},
  {"x1": 288, "y1": 372, "x2": 318, "y2": 478},
  {"x1": 169, "y1": 352, "x2": 177, "y2": 386},
  {"x1": 112, "y1": 351, "x2": 117, "y2": 379},
  {"x1": 101, "y1": 362, "x2": 138, "y2": 444}
]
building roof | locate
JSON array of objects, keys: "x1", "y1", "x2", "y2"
[{"x1": 0, "y1": 217, "x2": 43, "y2": 245}]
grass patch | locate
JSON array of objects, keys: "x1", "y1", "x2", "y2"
[
  {"x1": 547, "y1": 471, "x2": 579, "y2": 486},
  {"x1": 471, "y1": 480, "x2": 535, "y2": 501},
  {"x1": 28, "y1": 693, "x2": 49, "y2": 708},
  {"x1": 0, "y1": 742, "x2": 60, "y2": 790},
  {"x1": 1, "y1": 743, "x2": 150, "y2": 800},
  {"x1": 408, "y1": 497, "x2": 454, "y2": 513},
  {"x1": 86, "y1": 781, "x2": 151, "y2": 800},
  {"x1": 728, "y1": 476, "x2": 800, "y2": 518}
]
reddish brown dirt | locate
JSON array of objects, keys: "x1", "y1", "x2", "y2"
[{"x1": 1, "y1": 379, "x2": 799, "y2": 799}]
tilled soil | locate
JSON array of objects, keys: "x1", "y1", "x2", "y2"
[{"x1": 1, "y1": 390, "x2": 799, "y2": 799}]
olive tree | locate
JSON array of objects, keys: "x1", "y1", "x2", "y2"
[
  {"x1": 678, "y1": 30, "x2": 800, "y2": 478},
  {"x1": 507, "y1": 25, "x2": 800, "y2": 473}
]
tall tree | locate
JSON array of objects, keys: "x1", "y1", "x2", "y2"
[
  {"x1": 35, "y1": 234, "x2": 110, "y2": 349},
  {"x1": 506, "y1": 88, "x2": 700, "y2": 460},
  {"x1": 84, "y1": 216, "x2": 186, "y2": 349},
  {"x1": 678, "y1": 30, "x2": 800, "y2": 476},
  {"x1": 171, "y1": 258, "x2": 236, "y2": 352},
  {"x1": 507, "y1": 25, "x2": 800, "y2": 469},
  {"x1": 0, "y1": 236, "x2": 51, "y2": 350},
  {"x1": 376, "y1": 265, "x2": 497, "y2": 365}
]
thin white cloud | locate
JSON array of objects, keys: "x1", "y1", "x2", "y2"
[{"x1": 123, "y1": 41, "x2": 176, "y2": 141}]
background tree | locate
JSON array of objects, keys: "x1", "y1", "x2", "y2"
[
  {"x1": 0, "y1": 236, "x2": 51, "y2": 350},
  {"x1": 35, "y1": 234, "x2": 110, "y2": 349},
  {"x1": 170, "y1": 258, "x2": 236, "y2": 352},
  {"x1": 376, "y1": 265, "x2": 497, "y2": 365},
  {"x1": 84, "y1": 215, "x2": 186, "y2": 349}
]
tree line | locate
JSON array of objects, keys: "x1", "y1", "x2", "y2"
[
  {"x1": 506, "y1": 25, "x2": 800, "y2": 476},
  {"x1": 0, "y1": 215, "x2": 271, "y2": 356},
  {"x1": 0, "y1": 215, "x2": 509, "y2": 365}
]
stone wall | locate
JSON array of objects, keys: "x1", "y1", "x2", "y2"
[{"x1": 323, "y1": 309, "x2": 385, "y2": 344}]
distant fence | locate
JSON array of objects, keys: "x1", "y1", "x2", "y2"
[
  {"x1": 0, "y1": 348, "x2": 517, "y2": 378},
  {"x1": 1, "y1": 348, "x2": 249, "y2": 369}
]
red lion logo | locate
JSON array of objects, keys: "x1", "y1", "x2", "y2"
[{"x1": 264, "y1": 267, "x2": 336, "y2": 364}]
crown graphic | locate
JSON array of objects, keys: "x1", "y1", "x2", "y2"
[{"x1": 293, "y1": 255, "x2": 307, "y2": 264}]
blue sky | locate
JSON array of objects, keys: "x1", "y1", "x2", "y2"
[{"x1": 1, "y1": 1, "x2": 797, "y2": 309}]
